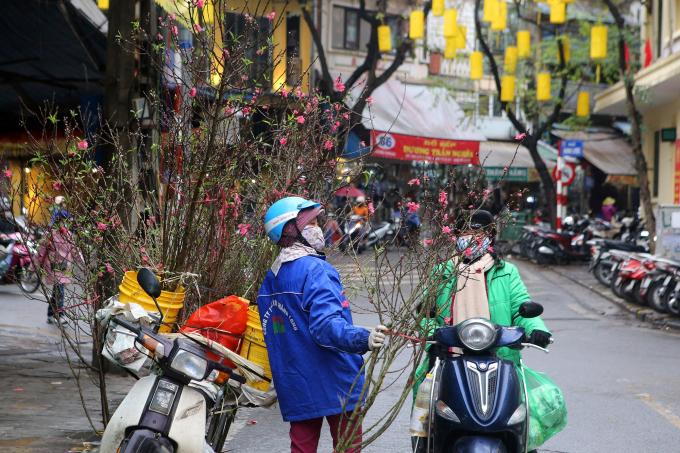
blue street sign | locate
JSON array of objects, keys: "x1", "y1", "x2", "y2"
[{"x1": 560, "y1": 140, "x2": 584, "y2": 158}]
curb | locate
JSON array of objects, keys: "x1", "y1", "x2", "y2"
[{"x1": 545, "y1": 266, "x2": 680, "y2": 332}]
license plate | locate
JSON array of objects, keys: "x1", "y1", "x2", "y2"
[{"x1": 149, "y1": 379, "x2": 179, "y2": 415}]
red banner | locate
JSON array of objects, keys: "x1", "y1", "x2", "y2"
[
  {"x1": 371, "y1": 131, "x2": 480, "y2": 165},
  {"x1": 675, "y1": 140, "x2": 680, "y2": 204}
]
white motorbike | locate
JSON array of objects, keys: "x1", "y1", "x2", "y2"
[{"x1": 100, "y1": 269, "x2": 246, "y2": 453}]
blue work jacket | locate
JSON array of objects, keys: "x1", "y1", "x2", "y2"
[{"x1": 257, "y1": 255, "x2": 370, "y2": 422}]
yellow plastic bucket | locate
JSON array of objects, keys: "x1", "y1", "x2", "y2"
[
  {"x1": 118, "y1": 271, "x2": 185, "y2": 332},
  {"x1": 240, "y1": 305, "x2": 272, "y2": 390}
]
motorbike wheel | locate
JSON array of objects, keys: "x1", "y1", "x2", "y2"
[
  {"x1": 17, "y1": 266, "x2": 40, "y2": 294},
  {"x1": 647, "y1": 281, "x2": 668, "y2": 313},
  {"x1": 611, "y1": 276, "x2": 626, "y2": 299},
  {"x1": 667, "y1": 291, "x2": 680, "y2": 316},
  {"x1": 594, "y1": 260, "x2": 615, "y2": 286}
]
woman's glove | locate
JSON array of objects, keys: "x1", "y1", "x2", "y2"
[
  {"x1": 368, "y1": 325, "x2": 387, "y2": 351},
  {"x1": 527, "y1": 330, "x2": 552, "y2": 348}
]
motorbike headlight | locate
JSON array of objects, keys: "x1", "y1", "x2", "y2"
[
  {"x1": 458, "y1": 319, "x2": 497, "y2": 352},
  {"x1": 170, "y1": 349, "x2": 208, "y2": 380},
  {"x1": 507, "y1": 403, "x2": 527, "y2": 425}
]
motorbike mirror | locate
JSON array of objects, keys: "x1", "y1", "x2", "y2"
[
  {"x1": 137, "y1": 268, "x2": 161, "y2": 299},
  {"x1": 519, "y1": 302, "x2": 543, "y2": 319}
]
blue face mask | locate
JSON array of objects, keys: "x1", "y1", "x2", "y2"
[{"x1": 456, "y1": 235, "x2": 492, "y2": 261}]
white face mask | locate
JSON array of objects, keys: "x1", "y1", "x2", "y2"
[{"x1": 301, "y1": 225, "x2": 325, "y2": 252}]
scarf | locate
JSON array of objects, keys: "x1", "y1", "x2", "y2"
[
  {"x1": 452, "y1": 253, "x2": 496, "y2": 324},
  {"x1": 271, "y1": 242, "x2": 320, "y2": 276}
]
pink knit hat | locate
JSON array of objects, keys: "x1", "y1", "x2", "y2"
[{"x1": 278, "y1": 206, "x2": 324, "y2": 247}]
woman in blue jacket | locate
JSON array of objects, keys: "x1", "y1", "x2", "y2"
[{"x1": 258, "y1": 196, "x2": 386, "y2": 453}]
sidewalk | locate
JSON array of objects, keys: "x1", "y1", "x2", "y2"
[{"x1": 0, "y1": 285, "x2": 130, "y2": 453}]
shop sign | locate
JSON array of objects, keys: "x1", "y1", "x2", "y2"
[
  {"x1": 371, "y1": 131, "x2": 480, "y2": 165},
  {"x1": 559, "y1": 140, "x2": 584, "y2": 158},
  {"x1": 484, "y1": 166, "x2": 528, "y2": 182}
]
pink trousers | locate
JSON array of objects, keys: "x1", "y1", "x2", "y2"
[{"x1": 289, "y1": 412, "x2": 362, "y2": 453}]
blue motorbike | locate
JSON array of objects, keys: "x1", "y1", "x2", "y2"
[{"x1": 417, "y1": 302, "x2": 550, "y2": 453}]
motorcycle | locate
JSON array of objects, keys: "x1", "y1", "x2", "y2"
[
  {"x1": 100, "y1": 269, "x2": 246, "y2": 453},
  {"x1": 637, "y1": 258, "x2": 680, "y2": 312},
  {"x1": 530, "y1": 219, "x2": 592, "y2": 264},
  {"x1": 610, "y1": 253, "x2": 653, "y2": 303},
  {"x1": 414, "y1": 302, "x2": 553, "y2": 453},
  {"x1": 364, "y1": 219, "x2": 397, "y2": 250},
  {"x1": 339, "y1": 214, "x2": 367, "y2": 253},
  {"x1": 0, "y1": 234, "x2": 40, "y2": 293},
  {"x1": 587, "y1": 238, "x2": 648, "y2": 287}
]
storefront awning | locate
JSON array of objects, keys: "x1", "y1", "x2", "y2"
[
  {"x1": 552, "y1": 130, "x2": 637, "y2": 175},
  {"x1": 362, "y1": 79, "x2": 485, "y2": 142}
]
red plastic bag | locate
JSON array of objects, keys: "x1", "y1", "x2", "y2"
[{"x1": 180, "y1": 296, "x2": 249, "y2": 366}]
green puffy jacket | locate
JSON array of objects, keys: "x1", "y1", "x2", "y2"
[{"x1": 413, "y1": 259, "x2": 549, "y2": 394}]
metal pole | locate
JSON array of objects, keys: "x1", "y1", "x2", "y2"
[{"x1": 556, "y1": 154, "x2": 564, "y2": 232}]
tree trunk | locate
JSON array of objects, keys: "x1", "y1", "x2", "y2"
[{"x1": 603, "y1": 0, "x2": 656, "y2": 248}]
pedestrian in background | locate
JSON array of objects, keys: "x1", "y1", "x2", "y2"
[
  {"x1": 39, "y1": 208, "x2": 75, "y2": 325},
  {"x1": 601, "y1": 197, "x2": 617, "y2": 222},
  {"x1": 258, "y1": 196, "x2": 386, "y2": 453}
]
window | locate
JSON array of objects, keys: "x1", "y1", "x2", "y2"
[
  {"x1": 224, "y1": 13, "x2": 272, "y2": 88},
  {"x1": 332, "y1": 6, "x2": 401, "y2": 52},
  {"x1": 653, "y1": 130, "x2": 660, "y2": 197},
  {"x1": 478, "y1": 93, "x2": 490, "y2": 117}
]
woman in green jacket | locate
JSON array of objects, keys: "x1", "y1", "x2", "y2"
[{"x1": 413, "y1": 210, "x2": 552, "y2": 393}]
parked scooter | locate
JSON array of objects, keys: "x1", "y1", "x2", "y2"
[
  {"x1": 639, "y1": 258, "x2": 680, "y2": 312},
  {"x1": 364, "y1": 220, "x2": 397, "y2": 250},
  {"x1": 0, "y1": 235, "x2": 39, "y2": 293},
  {"x1": 610, "y1": 252, "x2": 653, "y2": 303},
  {"x1": 413, "y1": 302, "x2": 553, "y2": 453},
  {"x1": 587, "y1": 238, "x2": 648, "y2": 287},
  {"x1": 339, "y1": 214, "x2": 367, "y2": 253},
  {"x1": 529, "y1": 218, "x2": 592, "y2": 264},
  {"x1": 100, "y1": 269, "x2": 246, "y2": 453}
]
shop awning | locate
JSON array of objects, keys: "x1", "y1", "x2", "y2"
[
  {"x1": 362, "y1": 79, "x2": 485, "y2": 142},
  {"x1": 480, "y1": 140, "x2": 557, "y2": 182},
  {"x1": 552, "y1": 130, "x2": 637, "y2": 175}
]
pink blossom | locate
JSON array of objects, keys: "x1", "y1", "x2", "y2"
[
  {"x1": 195, "y1": 0, "x2": 204, "y2": 7},
  {"x1": 189, "y1": 87, "x2": 197, "y2": 98},
  {"x1": 514, "y1": 132, "x2": 527, "y2": 141},
  {"x1": 267, "y1": 11, "x2": 276, "y2": 21},
  {"x1": 224, "y1": 106, "x2": 235, "y2": 115},
  {"x1": 442, "y1": 226, "x2": 452, "y2": 234},
  {"x1": 323, "y1": 140, "x2": 334, "y2": 150},
  {"x1": 296, "y1": 115, "x2": 305, "y2": 124},
  {"x1": 464, "y1": 248, "x2": 473, "y2": 258},
  {"x1": 439, "y1": 191, "x2": 447, "y2": 205},
  {"x1": 407, "y1": 178, "x2": 421, "y2": 186},
  {"x1": 77, "y1": 140, "x2": 88, "y2": 150},
  {"x1": 366, "y1": 96, "x2": 374, "y2": 105},
  {"x1": 237, "y1": 223, "x2": 251, "y2": 236},
  {"x1": 281, "y1": 88, "x2": 289, "y2": 98},
  {"x1": 3, "y1": 169, "x2": 12, "y2": 178},
  {"x1": 334, "y1": 76, "x2": 346, "y2": 93},
  {"x1": 279, "y1": 137, "x2": 287, "y2": 146},
  {"x1": 502, "y1": 166, "x2": 509, "y2": 174},
  {"x1": 105, "y1": 263, "x2": 114, "y2": 274},
  {"x1": 222, "y1": 48, "x2": 230, "y2": 59},
  {"x1": 156, "y1": 33, "x2": 163, "y2": 40},
  {"x1": 295, "y1": 88, "x2": 303, "y2": 98},
  {"x1": 193, "y1": 23, "x2": 203, "y2": 33},
  {"x1": 169, "y1": 14, "x2": 176, "y2": 21},
  {"x1": 423, "y1": 239, "x2": 434, "y2": 246},
  {"x1": 368, "y1": 202, "x2": 375, "y2": 215},
  {"x1": 96, "y1": 222, "x2": 108, "y2": 231},
  {"x1": 483, "y1": 189, "x2": 491, "y2": 197},
  {"x1": 407, "y1": 202, "x2": 420, "y2": 213},
  {"x1": 171, "y1": 25, "x2": 178, "y2": 36},
  {"x1": 242, "y1": 106, "x2": 251, "y2": 115}
]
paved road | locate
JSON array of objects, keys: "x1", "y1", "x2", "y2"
[
  {"x1": 227, "y1": 255, "x2": 680, "y2": 453},
  {"x1": 2, "y1": 255, "x2": 680, "y2": 452}
]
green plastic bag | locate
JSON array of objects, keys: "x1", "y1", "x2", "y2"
[{"x1": 521, "y1": 366, "x2": 567, "y2": 451}]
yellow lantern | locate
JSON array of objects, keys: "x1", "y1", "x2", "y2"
[
  {"x1": 97, "y1": 0, "x2": 109, "y2": 9},
  {"x1": 409, "y1": 10, "x2": 425, "y2": 40},
  {"x1": 378, "y1": 25, "x2": 392, "y2": 52},
  {"x1": 491, "y1": 1, "x2": 507, "y2": 31},
  {"x1": 470, "y1": 51, "x2": 484, "y2": 80},
  {"x1": 501, "y1": 75, "x2": 515, "y2": 102},
  {"x1": 549, "y1": 1, "x2": 566, "y2": 24},
  {"x1": 483, "y1": 0, "x2": 497, "y2": 23},
  {"x1": 443, "y1": 9, "x2": 458, "y2": 38},
  {"x1": 456, "y1": 26, "x2": 467, "y2": 50},
  {"x1": 445, "y1": 38, "x2": 457, "y2": 59},
  {"x1": 536, "y1": 72, "x2": 551, "y2": 101},
  {"x1": 590, "y1": 25, "x2": 608, "y2": 59},
  {"x1": 504, "y1": 46, "x2": 518, "y2": 73},
  {"x1": 576, "y1": 91, "x2": 590, "y2": 117},
  {"x1": 432, "y1": 0, "x2": 445, "y2": 16},
  {"x1": 517, "y1": 30, "x2": 531, "y2": 58}
]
